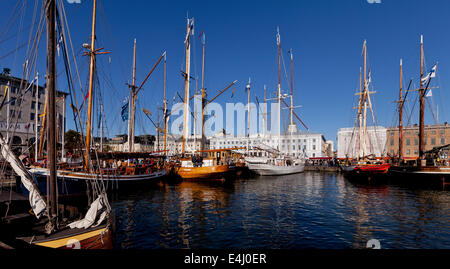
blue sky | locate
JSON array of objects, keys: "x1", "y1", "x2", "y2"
[{"x1": 1, "y1": 0, "x2": 450, "y2": 145}]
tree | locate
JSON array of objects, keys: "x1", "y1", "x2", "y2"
[{"x1": 65, "y1": 129, "x2": 81, "y2": 156}]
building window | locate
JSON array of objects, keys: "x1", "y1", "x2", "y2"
[
  {"x1": 431, "y1": 130, "x2": 436, "y2": 135},
  {"x1": 441, "y1": 138, "x2": 445, "y2": 145},
  {"x1": 30, "y1": 113, "x2": 35, "y2": 121},
  {"x1": 313, "y1": 145, "x2": 316, "y2": 150},
  {"x1": 292, "y1": 145, "x2": 295, "y2": 150},
  {"x1": 406, "y1": 139, "x2": 410, "y2": 146},
  {"x1": 390, "y1": 139, "x2": 394, "y2": 146},
  {"x1": 414, "y1": 138, "x2": 418, "y2": 145},
  {"x1": 431, "y1": 138, "x2": 436, "y2": 145},
  {"x1": 406, "y1": 149, "x2": 410, "y2": 155}
]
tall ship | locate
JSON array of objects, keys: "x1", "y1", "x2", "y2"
[
  {"x1": 341, "y1": 40, "x2": 390, "y2": 181},
  {"x1": 26, "y1": 0, "x2": 167, "y2": 196},
  {"x1": 389, "y1": 35, "x2": 450, "y2": 188},
  {"x1": 174, "y1": 18, "x2": 236, "y2": 180},
  {"x1": 245, "y1": 27, "x2": 305, "y2": 176},
  {"x1": 0, "y1": 0, "x2": 113, "y2": 249}
]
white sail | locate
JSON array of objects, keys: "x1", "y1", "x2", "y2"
[
  {"x1": 0, "y1": 134, "x2": 46, "y2": 218},
  {"x1": 68, "y1": 194, "x2": 109, "y2": 229}
]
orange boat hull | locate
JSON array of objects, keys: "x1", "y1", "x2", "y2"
[{"x1": 177, "y1": 165, "x2": 232, "y2": 180}]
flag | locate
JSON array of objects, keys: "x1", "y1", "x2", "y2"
[
  {"x1": 121, "y1": 103, "x2": 128, "y2": 121},
  {"x1": 78, "y1": 92, "x2": 89, "y2": 112},
  {"x1": 276, "y1": 27, "x2": 281, "y2": 46},
  {"x1": 24, "y1": 76, "x2": 36, "y2": 94},
  {"x1": 121, "y1": 96, "x2": 129, "y2": 121},
  {"x1": 421, "y1": 63, "x2": 438, "y2": 84},
  {"x1": 3, "y1": 82, "x2": 9, "y2": 96}
]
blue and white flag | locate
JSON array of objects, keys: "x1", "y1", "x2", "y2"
[
  {"x1": 422, "y1": 63, "x2": 438, "y2": 84},
  {"x1": 121, "y1": 96, "x2": 129, "y2": 121}
]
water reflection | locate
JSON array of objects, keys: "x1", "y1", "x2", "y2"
[{"x1": 112, "y1": 172, "x2": 450, "y2": 249}]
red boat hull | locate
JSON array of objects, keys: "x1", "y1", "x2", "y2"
[{"x1": 354, "y1": 163, "x2": 391, "y2": 174}]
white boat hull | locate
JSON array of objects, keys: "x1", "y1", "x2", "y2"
[{"x1": 247, "y1": 162, "x2": 305, "y2": 176}]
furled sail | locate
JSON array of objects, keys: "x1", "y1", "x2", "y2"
[
  {"x1": 0, "y1": 134, "x2": 46, "y2": 218},
  {"x1": 68, "y1": 193, "x2": 109, "y2": 229}
]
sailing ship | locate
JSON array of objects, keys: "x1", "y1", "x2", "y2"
[
  {"x1": 174, "y1": 18, "x2": 237, "y2": 180},
  {"x1": 245, "y1": 27, "x2": 305, "y2": 176},
  {"x1": 389, "y1": 35, "x2": 450, "y2": 188},
  {"x1": 341, "y1": 40, "x2": 390, "y2": 181},
  {"x1": 1, "y1": 0, "x2": 113, "y2": 249},
  {"x1": 26, "y1": 0, "x2": 167, "y2": 195}
]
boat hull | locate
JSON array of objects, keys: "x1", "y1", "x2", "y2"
[
  {"x1": 18, "y1": 223, "x2": 113, "y2": 249},
  {"x1": 342, "y1": 163, "x2": 391, "y2": 183},
  {"x1": 247, "y1": 163, "x2": 305, "y2": 176},
  {"x1": 389, "y1": 165, "x2": 450, "y2": 187},
  {"x1": 176, "y1": 165, "x2": 232, "y2": 180},
  {"x1": 23, "y1": 168, "x2": 168, "y2": 196}
]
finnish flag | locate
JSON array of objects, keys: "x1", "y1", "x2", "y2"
[{"x1": 422, "y1": 63, "x2": 438, "y2": 83}]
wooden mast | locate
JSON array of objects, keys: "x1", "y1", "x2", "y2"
[
  {"x1": 419, "y1": 35, "x2": 425, "y2": 166},
  {"x1": 182, "y1": 18, "x2": 193, "y2": 155},
  {"x1": 45, "y1": 0, "x2": 58, "y2": 231},
  {"x1": 84, "y1": 0, "x2": 97, "y2": 170},
  {"x1": 398, "y1": 58, "x2": 404, "y2": 162},
  {"x1": 38, "y1": 89, "x2": 48, "y2": 158},
  {"x1": 163, "y1": 53, "x2": 167, "y2": 154},
  {"x1": 35, "y1": 72, "x2": 39, "y2": 161},
  {"x1": 128, "y1": 39, "x2": 137, "y2": 153},
  {"x1": 362, "y1": 40, "x2": 368, "y2": 161},
  {"x1": 200, "y1": 32, "x2": 206, "y2": 152}
]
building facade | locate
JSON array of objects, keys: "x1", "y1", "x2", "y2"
[
  {"x1": 209, "y1": 131, "x2": 331, "y2": 158},
  {"x1": 337, "y1": 126, "x2": 387, "y2": 159},
  {"x1": 386, "y1": 123, "x2": 450, "y2": 158},
  {"x1": 0, "y1": 73, "x2": 67, "y2": 155},
  {"x1": 153, "y1": 135, "x2": 209, "y2": 156}
]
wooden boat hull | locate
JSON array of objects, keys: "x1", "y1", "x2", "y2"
[
  {"x1": 176, "y1": 165, "x2": 232, "y2": 180},
  {"x1": 18, "y1": 224, "x2": 113, "y2": 249},
  {"x1": 24, "y1": 168, "x2": 168, "y2": 196},
  {"x1": 342, "y1": 163, "x2": 391, "y2": 183},
  {"x1": 389, "y1": 165, "x2": 450, "y2": 187}
]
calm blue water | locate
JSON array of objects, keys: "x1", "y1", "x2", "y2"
[{"x1": 111, "y1": 172, "x2": 450, "y2": 249}]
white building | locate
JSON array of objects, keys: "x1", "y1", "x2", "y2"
[
  {"x1": 337, "y1": 126, "x2": 387, "y2": 158},
  {"x1": 153, "y1": 135, "x2": 208, "y2": 156},
  {"x1": 0, "y1": 73, "x2": 67, "y2": 155},
  {"x1": 209, "y1": 131, "x2": 332, "y2": 158}
]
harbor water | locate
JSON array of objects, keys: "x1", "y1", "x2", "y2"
[{"x1": 111, "y1": 172, "x2": 450, "y2": 249}]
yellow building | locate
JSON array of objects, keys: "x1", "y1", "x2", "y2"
[{"x1": 386, "y1": 123, "x2": 450, "y2": 159}]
